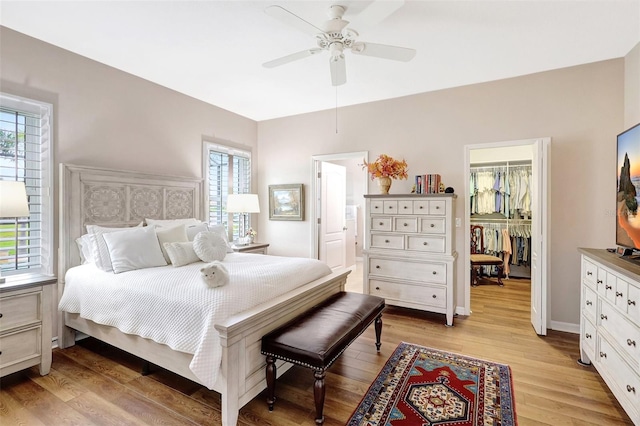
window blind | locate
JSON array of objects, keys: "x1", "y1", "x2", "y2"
[
  {"x1": 205, "y1": 142, "x2": 251, "y2": 241},
  {"x1": 0, "y1": 94, "x2": 53, "y2": 278}
]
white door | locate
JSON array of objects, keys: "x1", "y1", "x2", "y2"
[
  {"x1": 530, "y1": 138, "x2": 550, "y2": 335},
  {"x1": 319, "y1": 161, "x2": 347, "y2": 270}
]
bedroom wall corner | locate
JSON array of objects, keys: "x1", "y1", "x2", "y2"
[{"x1": 625, "y1": 41, "x2": 640, "y2": 128}]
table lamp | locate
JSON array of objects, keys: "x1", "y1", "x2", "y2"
[
  {"x1": 0, "y1": 181, "x2": 30, "y2": 284},
  {"x1": 226, "y1": 194, "x2": 260, "y2": 245}
]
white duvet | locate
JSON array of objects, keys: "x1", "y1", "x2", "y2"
[{"x1": 58, "y1": 253, "x2": 332, "y2": 388}]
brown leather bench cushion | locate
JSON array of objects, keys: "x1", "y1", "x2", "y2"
[{"x1": 261, "y1": 292, "x2": 385, "y2": 370}]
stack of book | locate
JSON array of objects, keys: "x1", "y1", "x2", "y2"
[{"x1": 415, "y1": 174, "x2": 441, "y2": 194}]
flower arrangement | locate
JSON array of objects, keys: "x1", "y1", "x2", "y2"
[
  {"x1": 246, "y1": 227, "x2": 257, "y2": 238},
  {"x1": 362, "y1": 154, "x2": 408, "y2": 180}
]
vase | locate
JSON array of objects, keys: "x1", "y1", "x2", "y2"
[{"x1": 377, "y1": 176, "x2": 392, "y2": 194}]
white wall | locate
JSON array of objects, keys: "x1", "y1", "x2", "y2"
[
  {"x1": 626, "y1": 42, "x2": 640, "y2": 128},
  {"x1": 258, "y1": 59, "x2": 624, "y2": 327}
]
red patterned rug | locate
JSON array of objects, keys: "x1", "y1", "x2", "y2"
[{"x1": 347, "y1": 342, "x2": 517, "y2": 425}]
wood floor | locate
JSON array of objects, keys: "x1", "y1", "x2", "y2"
[{"x1": 1, "y1": 276, "x2": 634, "y2": 425}]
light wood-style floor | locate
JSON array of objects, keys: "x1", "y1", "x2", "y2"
[{"x1": 0, "y1": 268, "x2": 634, "y2": 425}]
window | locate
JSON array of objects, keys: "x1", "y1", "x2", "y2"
[
  {"x1": 0, "y1": 93, "x2": 53, "y2": 279},
  {"x1": 203, "y1": 142, "x2": 251, "y2": 241}
]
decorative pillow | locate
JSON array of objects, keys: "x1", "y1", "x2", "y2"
[
  {"x1": 186, "y1": 222, "x2": 209, "y2": 241},
  {"x1": 208, "y1": 224, "x2": 234, "y2": 253},
  {"x1": 193, "y1": 231, "x2": 228, "y2": 262},
  {"x1": 145, "y1": 218, "x2": 200, "y2": 227},
  {"x1": 155, "y1": 224, "x2": 189, "y2": 263},
  {"x1": 164, "y1": 242, "x2": 201, "y2": 267},
  {"x1": 102, "y1": 226, "x2": 167, "y2": 274},
  {"x1": 86, "y1": 223, "x2": 143, "y2": 272}
]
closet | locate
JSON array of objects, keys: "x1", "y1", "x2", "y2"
[{"x1": 470, "y1": 161, "x2": 532, "y2": 279}]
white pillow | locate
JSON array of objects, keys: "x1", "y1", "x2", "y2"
[
  {"x1": 186, "y1": 222, "x2": 209, "y2": 241},
  {"x1": 75, "y1": 234, "x2": 95, "y2": 264},
  {"x1": 164, "y1": 242, "x2": 201, "y2": 267},
  {"x1": 208, "y1": 224, "x2": 234, "y2": 253},
  {"x1": 145, "y1": 218, "x2": 200, "y2": 227},
  {"x1": 102, "y1": 226, "x2": 167, "y2": 274},
  {"x1": 193, "y1": 231, "x2": 228, "y2": 262},
  {"x1": 86, "y1": 223, "x2": 143, "y2": 272},
  {"x1": 155, "y1": 224, "x2": 189, "y2": 263}
]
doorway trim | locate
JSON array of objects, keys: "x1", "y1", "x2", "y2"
[
  {"x1": 463, "y1": 138, "x2": 550, "y2": 334},
  {"x1": 311, "y1": 151, "x2": 368, "y2": 259}
]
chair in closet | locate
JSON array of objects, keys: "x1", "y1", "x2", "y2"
[{"x1": 470, "y1": 225, "x2": 504, "y2": 286}]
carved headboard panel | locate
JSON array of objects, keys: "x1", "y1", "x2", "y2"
[{"x1": 59, "y1": 164, "x2": 203, "y2": 277}]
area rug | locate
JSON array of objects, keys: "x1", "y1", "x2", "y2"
[{"x1": 347, "y1": 342, "x2": 517, "y2": 426}]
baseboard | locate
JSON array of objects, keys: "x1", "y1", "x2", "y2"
[{"x1": 550, "y1": 320, "x2": 579, "y2": 334}]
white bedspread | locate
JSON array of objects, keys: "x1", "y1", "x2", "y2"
[{"x1": 58, "y1": 253, "x2": 332, "y2": 388}]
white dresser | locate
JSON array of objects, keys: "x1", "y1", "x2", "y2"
[
  {"x1": 363, "y1": 194, "x2": 457, "y2": 326},
  {"x1": 579, "y1": 248, "x2": 639, "y2": 425},
  {"x1": 0, "y1": 276, "x2": 56, "y2": 378}
]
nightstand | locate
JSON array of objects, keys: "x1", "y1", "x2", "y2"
[
  {"x1": 233, "y1": 242, "x2": 270, "y2": 254},
  {"x1": 0, "y1": 275, "x2": 56, "y2": 377}
]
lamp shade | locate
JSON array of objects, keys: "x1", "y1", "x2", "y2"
[
  {"x1": 226, "y1": 194, "x2": 260, "y2": 213},
  {"x1": 0, "y1": 181, "x2": 30, "y2": 218}
]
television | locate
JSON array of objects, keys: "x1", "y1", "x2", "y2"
[{"x1": 616, "y1": 122, "x2": 640, "y2": 251}]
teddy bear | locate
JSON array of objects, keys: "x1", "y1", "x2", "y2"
[{"x1": 200, "y1": 261, "x2": 229, "y2": 288}]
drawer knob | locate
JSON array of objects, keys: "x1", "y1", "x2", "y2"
[
  {"x1": 432, "y1": 294, "x2": 436, "y2": 298},
  {"x1": 627, "y1": 339, "x2": 636, "y2": 347},
  {"x1": 597, "y1": 279, "x2": 603, "y2": 284},
  {"x1": 375, "y1": 265, "x2": 380, "y2": 269},
  {"x1": 385, "y1": 240, "x2": 390, "y2": 243},
  {"x1": 375, "y1": 206, "x2": 379, "y2": 209},
  {"x1": 587, "y1": 271, "x2": 593, "y2": 276},
  {"x1": 379, "y1": 222, "x2": 384, "y2": 226},
  {"x1": 403, "y1": 206, "x2": 408, "y2": 209},
  {"x1": 585, "y1": 333, "x2": 592, "y2": 339},
  {"x1": 430, "y1": 224, "x2": 435, "y2": 228},
  {"x1": 599, "y1": 351, "x2": 607, "y2": 358},
  {"x1": 627, "y1": 385, "x2": 636, "y2": 394},
  {"x1": 432, "y1": 271, "x2": 437, "y2": 275},
  {"x1": 0, "y1": 313, "x2": 2, "y2": 318},
  {"x1": 616, "y1": 291, "x2": 623, "y2": 297},
  {"x1": 423, "y1": 242, "x2": 428, "y2": 246},
  {"x1": 419, "y1": 206, "x2": 424, "y2": 209},
  {"x1": 605, "y1": 285, "x2": 612, "y2": 290},
  {"x1": 435, "y1": 206, "x2": 440, "y2": 209},
  {"x1": 600, "y1": 314, "x2": 608, "y2": 320},
  {"x1": 388, "y1": 206, "x2": 393, "y2": 209},
  {"x1": 375, "y1": 286, "x2": 380, "y2": 290},
  {"x1": 586, "y1": 300, "x2": 592, "y2": 306},
  {"x1": 404, "y1": 223, "x2": 408, "y2": 227},
  {"x1": 629, "y1": 300, "x2": 637, "y2": 306}
]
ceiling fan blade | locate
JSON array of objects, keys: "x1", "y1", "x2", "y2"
[
  {"x1": 351, "y1": 42, "x2": 416, "y2": 62},
  {"x1": 349, "y1": 0, "x2": 405, "y2": 30},
  {"x1": 263, "y1": 48, "x2": 323, "y2": 68},
  {"x1": 330, "y1": 55, "x2": 346, "y2": 86},
  {"x1": 265, "y1": 5, "x2": 324, "y2": 36}
]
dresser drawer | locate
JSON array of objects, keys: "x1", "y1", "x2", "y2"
[
  {"x1": 0, "y1": 291, "x2": 41, "y2": 333},
  {"x1": 0, "y1": 325, "x2": 41, "y2": 370},
  {"x1": 413, "y1": 200, "x2": 430, "y2": 214},
  {"x1": 370, "y1": 234, "x2": 404, "y2": 250},
  {"x1": 615, "y1": 278, "x2": 630, "y2": 312},
  {"x1": 370, "y1": 200, "x2": 384, "y2": 214},
  {"x1": 599, "y1": 302, "x2": 640, "y2": 363},
  {"x1": 419, "y1": 217, "x2": 445, "y2": 234},
  {"x1": 597, "y1": 337, "x2": 640, "y2": 414},
  {"x1": 371, "y1": 217, "x2": 392, "y2": 231},
  {"x1": 368, "y1": 257, "x2": 446, "y2": 284},
  {"x1": 394, "y1": 217, "x2": 417, "y2": 233},
  {"x1": 406, "y1": 235, "x2": 446, "y2": 253},
  {"x1": 583, "y1": 258, "x2": 598, "y2": 287},
  {"x1": 583, "y1": 285, "x2": 597, "y2": 324},
  {"x1": 383, "y1": 201, "x2": 398, "y2": 214},
  {"x1": 398, "y1": 201, "x2": 413, "y2": 214},
  {"x1": 582, "y1": 316, "x2": 596, "y2": 355},
  {"x1": 369, "y1": 279, "x2": 446, "y2": 309},
  {"x1": 628, "y1": 283, "x2": 640, "y2": 325},
  {"x1": 429, "y1": 200, "x2": 446, "y2": 215}
]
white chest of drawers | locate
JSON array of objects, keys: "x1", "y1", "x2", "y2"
[
  {"x1": 0, "y1": 276, "x2": 56, "y2": 378},
  {"x1": 364, "y1": 194, "x2": 457, "y2": 326},
  {"x1": 579, "y1": 249, "x2": 639, "y2": 425}
]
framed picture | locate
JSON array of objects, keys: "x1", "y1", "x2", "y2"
[{"x1": 269, "y1": 184, "x2": 304, "y2": 221}]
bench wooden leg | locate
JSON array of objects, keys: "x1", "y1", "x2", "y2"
[
  {"x1": 374, "y1": 314, "x2": 382, "y2": 351},
  {"x1": 313, "y1": 369, "x2": 326, "y2": 425},
  {"x1": 266, "y1": 355, "x2": 277, "y2": 411}
]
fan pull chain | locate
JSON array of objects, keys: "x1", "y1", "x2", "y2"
[{"x1": 335, "y1": 86, "x2": 338, "y2": 134}]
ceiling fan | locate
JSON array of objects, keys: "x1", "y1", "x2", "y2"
[{"x1": 262, "y1": 1, "x2": 416, "y2": 86}]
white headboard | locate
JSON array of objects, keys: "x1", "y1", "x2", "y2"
[{"x1": 59, "y1": 163, "x2": 203, "y2": 277}]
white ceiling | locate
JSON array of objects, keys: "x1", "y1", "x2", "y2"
[{"x1": 1, "y1": 1, "x2": 639, "y2": 121}]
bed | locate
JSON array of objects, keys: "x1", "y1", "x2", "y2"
[{"x1": 57, "y1": 163, "x2": 349, "y2": 426}]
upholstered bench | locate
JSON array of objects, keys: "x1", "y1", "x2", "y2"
[{"x1": 261, "y1": 291, "x2": 385, "y2": 425}]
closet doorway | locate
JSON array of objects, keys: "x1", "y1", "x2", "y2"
[{"x1": 463, "y1": 138, "x2": 550, "y2": 335}]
